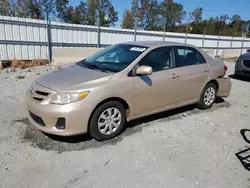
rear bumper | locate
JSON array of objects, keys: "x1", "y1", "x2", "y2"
[{"x1": 216, "y1": 77, "x2": 231, "y2": 97}]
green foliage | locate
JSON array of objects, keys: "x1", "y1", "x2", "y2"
[
  {"x1": 140, "y1": 0, "x2": 159, "y2": 30},
  {"x1": 40, "y1": 0, "x2": 56, "y2": 20},
  {"x1": 190, "y1": 7, "x2": 203, "y2": 24},
  {"x1": 86, "y1": 0, "x2": 96, "y2": 25},
  {"x1": 56, "y1": 0, "x2": 87, "y2": 24},
  {"x1": 55, "y1": 0, "x2": 69, "y2": 22},
  {"x1": 97, "y1": 0, "x2": 118, "y2": 27},
  {"x1": 121, "y1": 9, "x2": 134, "y2": 29},
  {"x1": 0, "y1": 0, "x2": 11, "y2": 16},
  {"x1": 159, "y1": 0, "x2": 186, "y2": 30}
]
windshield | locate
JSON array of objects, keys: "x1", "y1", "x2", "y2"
[{"x1": 78, "y1": 44, "x2": 148, "y2": 73}]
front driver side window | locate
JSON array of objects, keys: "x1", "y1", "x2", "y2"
[{"x1": 138, "y1": 47, "x2": 174, "y2": 72}]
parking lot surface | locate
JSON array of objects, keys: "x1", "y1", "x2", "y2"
[{"x1": 0, "y1": 62, "x2": 250, "y2": 188}]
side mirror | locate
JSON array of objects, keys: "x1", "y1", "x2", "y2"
[
  {"x1": 136, "y1": 66, "x2": 152, "y2": 75},
  {"x1": 247, "y1": 49, "x2": 250, "y2": 53}
]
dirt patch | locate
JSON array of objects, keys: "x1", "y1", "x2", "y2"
[{"x1": 2, "y1": 59, "x2": 48, "y2": 69}]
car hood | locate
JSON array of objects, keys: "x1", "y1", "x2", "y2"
[
  {"x1": 241, "y1": 52, "x2": 250, "y2": 59},
  {"x1": 36, "y1": 64, "x2": 113, "y2": 91}
]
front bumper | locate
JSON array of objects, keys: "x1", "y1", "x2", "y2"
[
  {"x1": 235, "y1": 70, "x2": 250, "y2": 77},
  {"x1": 235, "y1": 59, "x2": 250, "y2": 77},
  {"x1": 25, "y1": 90, "x2": 94, "y2": 136}
]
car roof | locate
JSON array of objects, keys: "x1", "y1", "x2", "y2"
[{"x1": 121, "y1": 41, "x2": 197, "y2": 48}]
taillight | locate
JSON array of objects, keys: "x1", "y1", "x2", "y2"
[{"x1": 224, "y1": 65, "x2": 228, "y2": 72}]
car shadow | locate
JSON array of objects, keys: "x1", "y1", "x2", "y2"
[
  {"x1": 43, "y1": 132, "x2": 93, "y2": 143},
  {"x1": 128, "y1": 97, "x2": 224, "y2": 128},
  {"x1": 235, "y1": 129, "x2": 250, "y2": 171},
  {"x1": 229, "y1": 74, "x2": 250, "y2": 82}
]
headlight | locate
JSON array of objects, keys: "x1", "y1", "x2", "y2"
[
  {"x1": 49, "y1": 91, "x2": 89, "y2": 105},
  {"x1": 236, "y1": 56, "x2": 243, "y2": 63}
]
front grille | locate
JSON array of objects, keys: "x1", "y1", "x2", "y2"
[
  {"x1": 36, "y1": 90, "x2": 49, "y2": 96},
  {"x1": 243, "y1": 60, "x2": 250, "y2": 68},
  {"x1": 33, "y1": 97, "x2": 43, "y2": 101},
  {"x1": 242, "y1": 71, "x2": 250, "y2": 75},
  {"x1": 29, "y1": 111, "x2": 46, "y2": 126}
]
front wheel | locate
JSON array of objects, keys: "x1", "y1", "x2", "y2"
[
  {"x1": 89, "y1": 101, "x2": 126, "y2": 141},
  {"x1": 197, "y1": 83, "x2": 217, "y2": 109}
]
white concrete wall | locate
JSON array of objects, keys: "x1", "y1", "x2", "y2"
[{"x1": 52, "y1": 47, "x2": 102, "y2": 66}]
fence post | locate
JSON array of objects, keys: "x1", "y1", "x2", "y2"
[
  {"x1": 240, "y1": 37, "x2": 245, "y2": 55},
  {"x1": 185, "y1": 24, "x2": 188, "y2": 44},
  {"x1": 0, "y1": 48, "x2": 2, "y2": 69},
  {"x1": 97, "y1": 17, "x2": 101, "y2": 48},
  {"x1": 46, "y1": 20, "x2": 52, "y2": 68},
  {"x1": 134, "y1": 17, "x2": 137, "y2": 41},
  {"x1": 230, "y1": 36, "x2": 233, "y2": 49},
  {"x1": 202, "y1": 28, "x2": 205, "y2": 49},
  {"x1": 216, "y1": 35, "x2": 220, "y2": 57}
]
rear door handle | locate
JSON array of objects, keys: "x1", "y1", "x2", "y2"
[{"x1": 171, "y1": 74, "x2": 179, "y2": 79}]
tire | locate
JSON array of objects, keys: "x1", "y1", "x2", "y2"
[
  {"x1": 197, "y1": 83, "x2": 217, "y2": 110},
  {"x1": 89, "y1": 101, "x2": 126, "y2": 141}
]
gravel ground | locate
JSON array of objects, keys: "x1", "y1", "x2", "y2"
[{"x1": 0, "y1": 62, "x2": 250, "y2": 188}]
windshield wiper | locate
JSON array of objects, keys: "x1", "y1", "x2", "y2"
[
  {"x1": 83, "y1": 62, "x2": 109, "y2": 72},
  {"x1": 77, "y1": 60, "x2": 110, "y2": 72},
  {"x1": 90, "y1": 64, "x2": 109, "y2": 72}
]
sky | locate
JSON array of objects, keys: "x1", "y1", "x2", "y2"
[{"x1": 69, "y1": 0, "x2": 250, "y2": 28}]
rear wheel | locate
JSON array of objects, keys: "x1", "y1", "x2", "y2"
[
  {"x1": 197, "y1": 83, "x2": 217, "y2": 109},
  {"x1": 89, "y1": 101, "x2": 126, "y2": 141}
]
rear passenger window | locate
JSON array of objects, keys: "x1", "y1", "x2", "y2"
[
  {"x1": 175, "y1": 47, "x2": 206, "y2": 68},
  {"x1": 138, "y1": 47, "x2": 174, "y2": 72}
]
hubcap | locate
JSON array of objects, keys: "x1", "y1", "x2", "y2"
[
  {"x1": 204, "y1": 87, "x2": 215, "y2": 106},
  {"x1": 98, "y1": 108, "x2": 122, "y2": 135}
]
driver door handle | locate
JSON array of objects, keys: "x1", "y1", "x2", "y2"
[
  {"x1": 171, "y1": 74, "x2": 179, "y2": 79},
  {"x1": 203, "y1": 68, "x2": 209, "y2": 73}
]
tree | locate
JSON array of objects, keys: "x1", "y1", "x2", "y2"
[
  {"x1": 215, "y1": 14, "x2": 229, "y2": 35},
  {"x1": 86, "y1": 0, "x2": 97, "y2": 25},
  {"x1": 140, "y1": 0, "x2": 159, "y2": 30},
  {"x1": 159, "y1": 0, "x2": 186, "y2": 32},
  {"x1": 86, "y1": 0, "x2": 118, "y2": 27},
  {"x1": 67, "y1": 2, "x2": 87, "y2": 24},
  {"x1": 189, "y1": 7, "x2": 203, "y2": 34},
  {"x1": 231, "y1": 14, "x2": 241, "y2": 22},
  {"x1": 13, "y1": 0, "x2": 29, "y2": 18},
  {"x1": 0, "y1": 0, "x2": 11, "y2": 16},
  {"x1": 56, "y1": 0, "x2": 87, "y2": 24},
  {"x1": 97, "y1": 0, "x2": 118, "y2": 27},
  {"x1": 56, "y1": 0, "x2": 70, "y2": 22},
  {"x1": 190, "y1": 7, "x2": 203, "y2": 24},
  {"x1": 121, "y1": 9, "x2": 134, "y2": 29},
  {"x1": 10, "y1": 0, "x2": 44, "y2": 19},
  {"x1": 40, "y1": 0, "x2": 56, "y2": 20},
  {"x1": 29, "y1": 0, "x2": 44, "y2": 19}
]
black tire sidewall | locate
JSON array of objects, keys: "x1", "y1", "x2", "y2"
[
  {"x1": 89, "y1": 101, "x2": 126, "y2": 141},
  {"x1": 198, "y1": 83, "x2": 217, "y2": 109}
]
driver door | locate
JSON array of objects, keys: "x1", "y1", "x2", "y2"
[{"x1": 132, "y1": 46, "x2": 183, "y2": 116}]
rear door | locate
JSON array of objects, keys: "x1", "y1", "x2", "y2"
[{"x1": 172, "y1": 46, "x2": 210, "y2": 102}]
